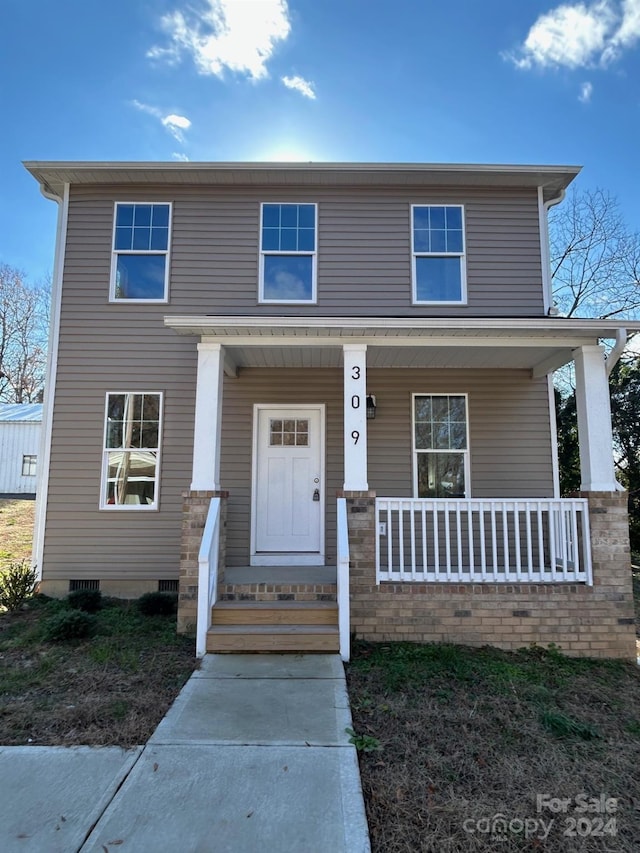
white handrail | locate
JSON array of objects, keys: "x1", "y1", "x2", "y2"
[
  {"x1": 336, "y1": 497, "x2": 350, "y2": 662},
  {"x1": 196, "y1": 497, "x2": 221, "y2": 658},
  {"x1": 376, "y1": 498, "x2": 591, "y2": 585}
]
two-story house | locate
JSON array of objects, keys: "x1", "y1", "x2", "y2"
[{"x1": 25, "y1": 161, "x2": 639, "y2": 660}]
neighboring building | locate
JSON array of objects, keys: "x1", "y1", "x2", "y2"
[
  {"x1": 0, "y1": 403, "x2": 43, "y2": 496},
  {"x1": 25, "y1": 161, "x2": 640, "y2": 660}
]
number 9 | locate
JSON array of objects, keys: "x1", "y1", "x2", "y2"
[{"x1": 351, "y1": 430, "x2": 359, "y2": 444}]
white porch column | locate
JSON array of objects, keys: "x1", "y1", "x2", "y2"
[
  {"x1": 191, "y1": 341, "x2": 224, "y2": 491},
  {"x1": 573, "y1": 344, "x2": 617, "y2": 491},
  {"x1": 343, "y1": 343, "x2": 368, "y2": 491}
]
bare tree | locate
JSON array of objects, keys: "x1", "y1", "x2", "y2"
[
  {"x1": 0, "y1": 264, "x2": 50, "y2": 403},
  {"x1": 550, "y1": 188, "x2": 640, "y2": 319}
]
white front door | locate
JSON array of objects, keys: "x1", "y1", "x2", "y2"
[{"x1": 252, "y1": 405, "x2": 324, "y2": 565}]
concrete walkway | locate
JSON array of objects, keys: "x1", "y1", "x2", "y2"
[{"x1": 0, "y1": 654, "x2": 371, "y2": 853}]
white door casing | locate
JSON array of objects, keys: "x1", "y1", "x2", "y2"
[{"x1": 251, "y1": 404, "x2": 325, "y2": 566}]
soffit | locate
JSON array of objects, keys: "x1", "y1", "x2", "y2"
[{"x1": 164, "y1": 316, "x2": 640, "y2": 373}]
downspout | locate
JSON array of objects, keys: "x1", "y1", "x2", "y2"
[
  {"x1": 31, "y1": 180, "x2": 69, "y2": 581},
  {"x1": 538, "y1": 185, "x2": 566, "y2": 315},
  {"x1": 606, "y1": 327, "x2": 627, "y2": 377},
  {"x1": 539, "y1": 186, "x2": 567, "y2": 498}
]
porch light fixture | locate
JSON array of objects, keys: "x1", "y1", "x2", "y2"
[{"x1": 366, "y1": 394, "x2": 377, "y2": 420}]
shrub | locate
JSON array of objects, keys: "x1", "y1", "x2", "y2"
[
  {"x1": 0, "y1": 561, "x2": 38, "y2": 612},
  {"x1": 137, "y1": 592, "x2": 177, "y2": 617},
  {"x1": 43, "y1": 610, "x2": 97, "y2": 642},
  {"x1": 67, "y1": 588, "x2": 103, "y2": 613}
]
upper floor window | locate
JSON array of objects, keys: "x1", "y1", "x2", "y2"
[
  {"x1": 411, "y1": 205, "x2": 466, "y2": 304},
  {"x1": 413, "y1": 394, "x2": 469, "y2": 498},
  {"x1": 260, "y1": 203, "x2": 317, "y2": 303},
  {"x1": 101, "y1": 392, "x2": 162, "y2": 509},
  {"x1": 110, "y1": 203, "x2": 171, "y2": 302}
]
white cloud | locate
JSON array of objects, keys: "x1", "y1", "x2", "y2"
[
  {"x1": 162, "y1": 114, "x2": 192, "y2": 142},
  {"x1": 172, "y1": 152, "x2": 190, "y2": 161},
  {"x1": 148, "y1": 0, "x2": 291, "y2": 81},
  {"x1": 579, "y1": 80, "x2": 594, "y2": 100},
  {"x1": 507, "y1": 0, "x2": 640, "y2": 70},
  {"x1": 281, "y1": 75, "x2": 316, "y2": 99},
  {"x1": 132, "y1": 101, "x2": 192, "y2": 142}
]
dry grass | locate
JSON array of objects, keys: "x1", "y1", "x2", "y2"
[
  {"x1": 0, "y1": 597, "x2": 196, "y2": 746},
  {"x1": 0, "y1": 498, "x2": 35, "y2": 568},
  {"x1": 347, "y1": 642, "x2": 640, "y2": 852}
]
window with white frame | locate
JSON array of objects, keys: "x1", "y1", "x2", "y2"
[
  {"x1": 413, "y1": 394, "x2": 469, "y2": 498},
  {"x1": 412, "y1": 205, "x2": 466, "y2": 303},
  {"x1": 101, "y1": 392, "x2": 162, "y2": 509},
  {"x1": 110, "y1": 203, "x2": 171, "y2": 301},
  {"x1": 21, "y1": 454, "x2": 37, "y2": 476},
  {"x1": 260, "y1": 203, "x2": 317, "y2": 302}
]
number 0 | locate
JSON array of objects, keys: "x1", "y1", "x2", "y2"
[{"x1": 351, "y1": 395, "x2": 360, "y2": 409}]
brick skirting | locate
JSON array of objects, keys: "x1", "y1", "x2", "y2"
[{"x1": 346, "y1": 492, "x2": 636, "y2": 659}]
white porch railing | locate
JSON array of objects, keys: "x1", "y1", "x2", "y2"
[
  {"x1": 336, "y1": 497, "x2": 350, "y2": 662},
  {"x1": 196, "y1": 497, "x2": 221, "y2": 658},
  {"x1": 376, "y1": 498, "x2": 592, "y2": 585}
]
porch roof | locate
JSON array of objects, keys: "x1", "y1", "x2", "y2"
[{"x1": 164, "y1": 316, "x2": 640, "y2": 374}]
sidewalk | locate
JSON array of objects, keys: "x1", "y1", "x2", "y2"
[{"x1": 0, "y1": 654, "x2": 371, "y2": 853}]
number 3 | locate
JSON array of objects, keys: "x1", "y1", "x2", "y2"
[{"x1": 351, "y1": 366, "x2": 360, "y2": 380}]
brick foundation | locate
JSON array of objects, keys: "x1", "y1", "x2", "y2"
[
  {"x1": 177, "y1": 490, "x2": 228, "y2": 634},
  {"x1": 347, "y1": 491, "x2": 636, "y2": 659}
]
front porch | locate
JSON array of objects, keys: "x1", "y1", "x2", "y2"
[{"x1": 167, "y1": 317, "x2": 637, "y2": 661}]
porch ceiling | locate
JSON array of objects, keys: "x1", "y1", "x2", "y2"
[{"x1": 165, "y1": 316, "x2": 640, "y2": 374}]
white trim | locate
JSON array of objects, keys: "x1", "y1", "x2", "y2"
[
  {"x1": 108, "y1": 201, "x2": 172, "y2": 304},
  {"x1": 250, "y1": 403, "x2": 326, "y2": 565},
  {"x1": 32, "y1": 182, "x2": 69, "y2": 580},
  {"x1": 411, "y1": 392, "x2": 471, "y2": 498},
  {"x1": 165, "y1": 314, "x2": 640, "y2": 337},
  {"x1": 547, "y1": 374, "x2": 560, "y2": 498},
  {"x1": 99, "y1": 391, "x2": 163, "y2": 510},
  {"x1": 258, "y1": 202, "x2": 318, "y2": 304},
  {"x1": 411, "y1": 204, "x2": 467, "y2": 305}
]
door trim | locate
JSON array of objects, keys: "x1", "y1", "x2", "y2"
[{"x1": 250, "y1": 403, "x2": 326, "y2": 567}]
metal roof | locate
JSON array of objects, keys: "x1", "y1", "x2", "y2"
[
  {"x1": 23, "y1": 161, "x2": 581, "y2": 203},
  {"x1": 0, "y1": 403, "x2": 43, "y2": 423}
]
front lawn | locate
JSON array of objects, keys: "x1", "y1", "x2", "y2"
[
  {"x1": 347, "y1": 642, "x2": 640, "y2": 852},
  {"x1": 0, "y1": 595, "x2": 196, "y2": 746}
]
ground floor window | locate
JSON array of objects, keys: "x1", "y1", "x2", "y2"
[
  {"x1": 413, "y1": 393, "x2": 469, "y2": 498},
  {"x1": 101, "y1": 392, "x2": 162, "y2": 509},
  {"x1": 21, "y1": 454, "x2": 37, "y2": 476}
]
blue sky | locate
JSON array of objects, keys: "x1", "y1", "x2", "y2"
[{"x1": 2, "y1": 0, "x2": 640, "y2": 281}]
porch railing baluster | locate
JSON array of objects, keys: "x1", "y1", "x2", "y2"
[{"x1": 375, "y1": 498, "x2": 591, "y2": 585}]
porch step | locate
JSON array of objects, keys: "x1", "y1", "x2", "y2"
[
  {"x1": 212, "y1": 600, "x2": 338, "y2": 626},
  {"x1": 206, "y1": 624, "x2": 339, "y2": 653},
  {"x1": 207, "y1": 597, "x2": 339, "y2": 653}
]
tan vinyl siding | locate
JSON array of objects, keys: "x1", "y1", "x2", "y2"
[
  {"x1": 40, "y1": 182, "x2": 551, "y2": 582},
  {"x1": 65, "y1": 184, "x2": 545, "y2": 318}
]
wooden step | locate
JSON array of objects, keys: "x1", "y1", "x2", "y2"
[
  {"x1": 206, "y1": 624, "x2": 340, "y2": 653},
  {"x1": 212, "y1": 600, "x2": 338, "y2": 626}
]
